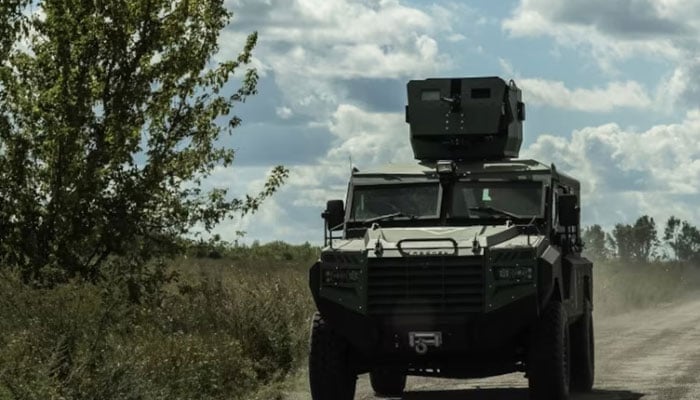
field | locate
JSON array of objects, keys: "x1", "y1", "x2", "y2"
[{"x1": 0, "y1": 242, "x2": 697, "y2": 400}]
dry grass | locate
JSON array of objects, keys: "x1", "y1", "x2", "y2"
[{"x1": 0, "y1": 242, "x2": 318, "y2": 400}]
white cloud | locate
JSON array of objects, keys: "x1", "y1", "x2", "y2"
[
  {"x1": 275, "y1": 106, "x2": 293, "y2": 119},
  {"x1": 282, "y1": 104, "x2": 413, "y2": 212},
  {"x1": 656, "y1": 58, "x2": 700, "y2": 111},
  {"x1": 326, "y1": 103, "x2": 413, "y2": 166},
  {"x1": 502, "y1": 0, "x2": 700, "y2": 113},
  {"x1": 503, "y1": 0, "x2": 700, "y2": 105},
  {"x1": 520, "y1": 79, "x2": 652, "y2": 112},
  {"x1": 523, "y1": 109, "x2": 700, "y2": 226},
  {"x1": 499, "y1": 58, "x2": 515, "y2": 77},
  {"x1": 224, "y1": 0, "x2": 453, "y2": 117}
]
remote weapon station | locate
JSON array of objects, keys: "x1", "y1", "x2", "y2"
[{"x1": 309, "y1": 77, "x2": 594, "y2": 400}]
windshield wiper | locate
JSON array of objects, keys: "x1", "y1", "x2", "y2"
[
  {"x1": 361, "y1": 211, "x2": 417, "y2": 225},
  {"x1": 468, "y1": 206, "x2": 525, "y2": 219}
]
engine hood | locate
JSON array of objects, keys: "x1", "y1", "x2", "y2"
[{"x1": 328, "y1": 225, "x2": 544, "y2": 257}]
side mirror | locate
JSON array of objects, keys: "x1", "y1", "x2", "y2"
[
  {"x1": 558, "y1": 194, "x2": 579, "y2": 227},
  {"x1": 322, "y1": 200, "x2": 345, "y2": 231}
]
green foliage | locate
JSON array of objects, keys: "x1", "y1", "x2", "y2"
[
  {"x1": 0, "y1": 243, "x2": 317, "y2": 400},
  {"x1": 585, "y1": 215, "x2": 700, "y2": 264},
  {"x1": 0, "y1": 0, "x2": 288, "y2": 283},
  {"x1": 664, "y1": 216, "x2": 700, "y2": 262},
  {"x1": 581, "y1": 224, "x2": 609, "y2": 261},
  {"x1": 605, "y1": 215, "x2": 659, "y2": 262}
]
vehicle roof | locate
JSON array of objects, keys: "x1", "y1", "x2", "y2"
[
  {"x1": 354, "y1": 159, "x2": 550, "y2": 175},
  {"x1": 352, "y1": 159, "x2": 580, "y2": 188}
]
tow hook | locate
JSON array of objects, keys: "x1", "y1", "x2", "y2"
[{"x1": 409, "y1": 332, "x2": 442, "y2": 355}]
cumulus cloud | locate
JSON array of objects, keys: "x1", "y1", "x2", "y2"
[
  {"x1": 657, "y1": 58, "x2": 700, "y2": 111},
  {"x1": 224, "y1": 0, "x2": 452, "y2": 117},
  {"x1": 275, "y1": 106, "x2": 293, "y2": 119},
  {"x1": 520, "y1": 79, "x2": 652, "y2": 112},
  {"x1": 523, "y1": 109, "x2": 700, "y2": 225},
  {"x1": 326, "y1": 104, "x2": 412, "y2": 165},
  {"x1": 507, "y1": 0, "x2": 690, "y2": 38},
  {"x1": 503, "y1": 0, "x2": 700, "y2": 106}
]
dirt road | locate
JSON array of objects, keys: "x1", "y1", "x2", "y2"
[
  {"x1": 345, "y1": 295, "x2": 700, "y2": 400},
  {"x1": 284, "y1": 296, "x2": 700, "y2": 399}
]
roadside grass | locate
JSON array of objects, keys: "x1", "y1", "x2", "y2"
[{"x1": 0, "y1": 241, "x2": 317, "y2": 400}]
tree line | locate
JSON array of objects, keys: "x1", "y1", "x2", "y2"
[{"x1": 582, "y1": 216, "x2": 700, "y2": 263}]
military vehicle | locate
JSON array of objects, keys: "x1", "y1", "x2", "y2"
[{"x1": 308, "y1": 77, "x2": 594, "y2": 400}]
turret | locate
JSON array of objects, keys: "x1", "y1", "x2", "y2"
[{"x1": 405, "y1": 77, "x2": 525, "y2": 161}]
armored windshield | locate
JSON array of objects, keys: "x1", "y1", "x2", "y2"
[
  {"x1": 450, "y1": 181, "x2": 544, "y2": 219},
  {"x1": 350, "y1": 184, "x2": 440, "y2": 221}
]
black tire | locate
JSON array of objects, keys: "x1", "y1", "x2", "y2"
[
  {"x1": 570, "y1": 300, "x2": 595, "y2": 392},
  {"x1": 369, "y1": 369, "x2": 406, "y2": 398},
  {"x1": 528, "y1": 300, "x2": 570, "y2": 400},
  {"x1": 309, "y1": 313, "x2": 357, "y2": 400}
]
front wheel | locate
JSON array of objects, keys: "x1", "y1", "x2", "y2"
[
  {"x1": 309, "y1": 313, "x2": 357, "y2": 400},
  {"x1": 370, "y1": 369, "x2": 406, "y2": 398},
  {"x1": 528, "y1": 300, "x2": 570, "y2": 400},
  {"x1": 571, "y1": 300, "x2": 595, "y2": 392}
]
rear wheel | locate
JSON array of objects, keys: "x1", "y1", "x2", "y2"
[
  {"x1": 571, "y1": 300, "x2": 595, "y2": 392},
  {"x1": 309, "y1": 313, "x2": 357, "y2": 400},
  {"x1": 528, "y1": 300, "x2": 570, "y2": 400},
  {"x1": 369, "y1": 369, "x2": 406, "y2": 398}
]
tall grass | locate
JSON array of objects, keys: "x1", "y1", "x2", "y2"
[{"x1": 0, "y1": 242, "x2": 317, "y2": 400}]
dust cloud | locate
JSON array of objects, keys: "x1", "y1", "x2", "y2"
[{"x1": 593, "y1": 261, "x2": 700, "y2": 316}]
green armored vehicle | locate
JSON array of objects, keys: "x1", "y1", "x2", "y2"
[{"x1": 308, "y1": 77, "x2": 594, "y2": 400}]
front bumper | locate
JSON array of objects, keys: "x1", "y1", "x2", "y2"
[{"x1": 316, "y1": 293, "x2": 538, "y2": 372}]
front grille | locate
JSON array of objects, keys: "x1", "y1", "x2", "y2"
[{"x1": 367, "y1": 256, "x2": 484, "y2": 315}]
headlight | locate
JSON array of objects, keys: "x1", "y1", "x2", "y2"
[
  {"x1": 322, "y1": 268, "x2": 361, "y2": 286},
  {"x1": 494, "y1": 266, "x2": 533, "y2": 281}
]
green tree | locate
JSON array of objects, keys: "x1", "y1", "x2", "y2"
[
  {"x1": 664, "y1": 217, "x2": 700, "y2": 262},
  {"x1": 582, "y1": 224, "x2": 610, "y2": 261},
  {"x1": 0, "y1": 0, "x2": 287, "y2": 284},
  {"x1": 609, "y1": 216, "x2": 658, "y2": 263},
  {"x1": 610, "y1": 223, "x2": 635, "y2": 262},
  {"x1": 631, "y1": 215, "x2": 658, "y2": 261}
]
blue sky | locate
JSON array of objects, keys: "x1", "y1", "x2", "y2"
[{"x1": 209, "y1": 0, "x2": 700, "y2": 244}]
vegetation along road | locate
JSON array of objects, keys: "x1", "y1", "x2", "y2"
[{"x1": 348, "y1": 295, "x2": 700, "y2": 400}]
